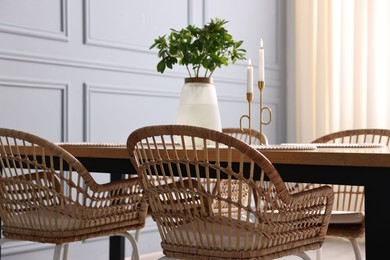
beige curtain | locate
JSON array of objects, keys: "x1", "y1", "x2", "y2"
[{"x1": 295, "y1": 0, "x2": 390, "y2": 142}]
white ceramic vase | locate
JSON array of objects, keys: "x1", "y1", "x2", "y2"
[{"x1": 176, "y1": 77, "x2": 222, "y2": 132}]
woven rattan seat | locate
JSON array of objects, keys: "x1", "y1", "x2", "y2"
[
  {"x1": 127, "y1": 124, "x2": 334, "y2": 259},
  {"x1": 308, "y1": 128, "x2": 390, "y2": 260},
  {"x1": 0, "y1": 128, "x2": 148, "y2": 260}
]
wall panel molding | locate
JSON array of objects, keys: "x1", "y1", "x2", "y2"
[
  {"x1": 83, "y1": 83, "x2": 179, "y2": 141},
  {"x1": 0, "y1": 49, "x2": 261, "y2": 86},
  {"x1": 0, "y1": 49, "x2": 160, "y2": 76},
  {"x1": 0, "y1": 1, "x2": 287, "y2": 258},
  {"x1": 203, "y1": 0, "x2": 282, "y2": 81},
  {"x1": 83, "y1": 0, "x2": 190, "y2": 53},
  {"x1": 0, "y1": 0, "x2": 69, "y2": 42},
  {"x1": 83, "y1": 0, "x2": 145, "y2": 52},
  {"x1": 0, "y1": 77, "x2": 69, "y2": 141}
]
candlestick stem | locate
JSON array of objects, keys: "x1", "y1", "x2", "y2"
[
  {"x1": 239, "y1": 93, "x2": 253, "y2": 144},
  {"x1": 258, "y1": 81, "x2": 272, "y2": 144}
]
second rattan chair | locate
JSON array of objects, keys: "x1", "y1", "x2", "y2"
[
  {"x1": 309, "y1": 128, "x2": 390, "y2": 260},
  {"x1": 127, "y1": 124, "x2": 334, "y2": 259},
  {"x1": 219, "y1": 128, "x2": 268, "y2": 217},
  {"x1": 222, "y1": 128, "x2": 268, "y2": 145},
  {"x1": 0, "y1": 128, "x2": 148, "y2": 260}
]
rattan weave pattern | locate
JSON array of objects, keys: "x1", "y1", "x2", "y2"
[
  {"x1": 0, "y1": 128, "x2": 148, "y2": 259},
  {"x1": 222, "y1": 128, "x2": 268, "y2": 145},
  {"x1": 311, "y1": 129, "x2": 390, "y2": 235},
  {"x1": 127, "y1": 125, "x2": 334, "y2": 259},
  {"x1": 312, "y1": 129, "x2": 390, "y2": 214},
  {"x1": 310, "y1": 128, "x2": 390, "y2": 260}
]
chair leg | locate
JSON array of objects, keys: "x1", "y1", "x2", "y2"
[
  {"x1": 53, "y1": 244, "x2": 63, "y2": 260},
  {"x1": 296, "y1": 252, "x2": 312, "y2": 260},
  {"x1": 349, "y1": 238, "x2": 362, "y2": 260},
  {"x1": 135, "y1": 229, "x2": 140, "y2": 242},
  {"x1": 114, "y1": 232, "x2": 140, "y2": 260},
  {"x1": 316, "y1": 248, "x2": 322, "y2": 260},
  {"x1": 62, "y1": 244, "x2": 70, "y2": 260},
  {"x1": 133, "y1": 230, "x2": 141, "y2": 260}
]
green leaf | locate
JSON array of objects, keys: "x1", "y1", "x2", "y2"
[
  {"x1": 157, "y1": 61, "x2": 166, "y2": 73},
  {"x1": 150, "y1": 17, "x2": 247, "y2": 77}
]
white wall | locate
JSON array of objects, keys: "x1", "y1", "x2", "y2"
[{"x1": 0, "y1": 0, "x2": 287, "y2": 258}]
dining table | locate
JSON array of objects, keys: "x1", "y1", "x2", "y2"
[{"x1": 2, "y1": 142, "x2": 390, "y2": 260}]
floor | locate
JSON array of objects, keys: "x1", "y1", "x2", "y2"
[{"x1": 141, "y1": 237, "x2": 365, "y2": 260}]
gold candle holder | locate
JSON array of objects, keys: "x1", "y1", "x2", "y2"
[
  {"x1": 258, "y1": 81, "x2": 272, "y2": 144},
  {"x1": 239, "y1": 93, "x2": 253, "y2": 144}
]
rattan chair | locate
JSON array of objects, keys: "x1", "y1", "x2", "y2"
[
  {"x1": 309, "y1": 128, "x2": 390, "y2": 260},
  {"x1": 0, "y1": 128, "x2": 148, "y2": 260},
  {"x1": 221, "y1": 128, "x2": 302, "y2": 218},
  {"x1": 222, "y1": 128, "x2": 268, "y2": 145},
  {"x1": 219, "y1": 128, "x2": 268, "y2": 217},
  {"x1": 127, "y1": 124, "x2": 334, "y2": 259}
]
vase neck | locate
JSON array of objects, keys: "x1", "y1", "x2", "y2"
[{"x1": 185, "y1": 77, "x2": 213, "y2": 84}]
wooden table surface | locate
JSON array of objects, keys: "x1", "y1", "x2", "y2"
[{"x1": 58, "y1": 142, "x2": 390, "y2": 167}]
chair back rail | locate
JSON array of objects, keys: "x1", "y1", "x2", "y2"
[{"x1": 311, "y1": 128, "x2": 390, "y2": 212}]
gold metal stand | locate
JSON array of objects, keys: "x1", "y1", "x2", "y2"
[
  {"x1": 258, "y1": 81, "x2": 272, "y2": 144},
  {"x1": 239, "y1": 93, "x2": 253, "y2": 144}
]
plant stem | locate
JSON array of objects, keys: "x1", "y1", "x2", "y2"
[{"x1": 185, "y1": 66, "x2": 192, "y2": 77}]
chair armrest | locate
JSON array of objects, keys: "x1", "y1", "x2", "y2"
[
  {"x1": 287, "y1": 185, "x2": 334, "y2": 224},
  {"x1": 290, "y1": 185, "x2": 334, "y2": 206}
]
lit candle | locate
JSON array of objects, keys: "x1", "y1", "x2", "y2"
[
  {"x1": 258, "y1": 38, "x2": 265, "y2": 82},
  {"x1": 247, "y1": 59, "x2": 253, "y2": 93}
]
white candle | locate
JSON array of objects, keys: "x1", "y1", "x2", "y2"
[
  {"x1": 247, "y1": 59, "x2": 253, "y2": 93},
  {"x1": 258, "y1": 39, "x2": 265, "y2": 82}
]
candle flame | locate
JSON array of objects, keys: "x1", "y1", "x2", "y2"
[
  {"x1": 260, "y1": 38, "x2": 264, "y2": 49},
  {"x1": 248, "y1": 59, "x2": 252, "y2": 66}
]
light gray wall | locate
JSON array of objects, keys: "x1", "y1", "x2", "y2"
[{"x1": 0, "y1": 0, "x2": 287, "y2": 258}]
